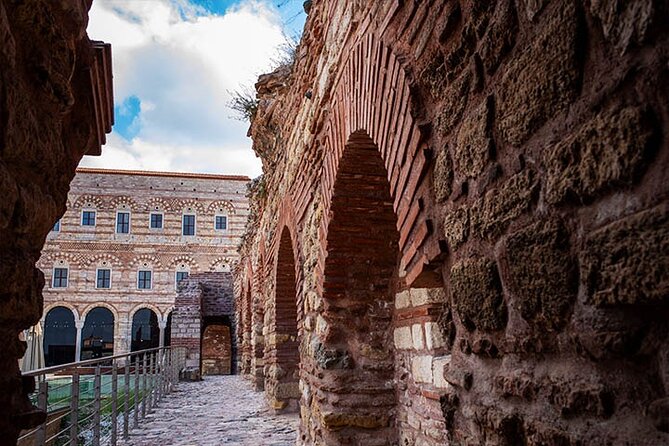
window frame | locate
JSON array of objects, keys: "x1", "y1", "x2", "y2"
[
  {"x1": 52, "y1": 267, "x2": 69, "y2": 288},
  {"x1": 175, "y1": 271, "x2": 189, "y2": 289},
  {"x1": 182, "y1": 213, "x2": 196, "y2": 236},
  {"x1": 214, "y1": 214, "x2": 228, "y2": 232},
  {"x1": 116, "y1": 211, "x2": 131, "y2": 234},
  {"x1": 96, "y1": 268, "x2": 112, "y2": 289},
  {"x1": 149, "y1": 212, "x2": 164, "y2": 230},
  {"x1": 81, "y1": 209, "x2": 96, "y2": 227},
  {"x1": 137, "y1": 270, "x2": 153, "y2": 290}
]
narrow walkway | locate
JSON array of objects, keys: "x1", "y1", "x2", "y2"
[{"x1": 120, "y1": 376, "x2": 298, "y2": 446}]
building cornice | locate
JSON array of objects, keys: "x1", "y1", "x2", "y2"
[{"x1": 76, "y1": 167, "x2": 251, "y2": 182}]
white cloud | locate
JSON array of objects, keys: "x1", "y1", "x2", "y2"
[{"x1": 81, "y1": 0, "x2": 287, "y2": 177}]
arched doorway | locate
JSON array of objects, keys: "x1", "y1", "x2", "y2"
[
  {"x1": 43, "y1": 307, "x2": 76, "y2": 366},
  {"x1": 201, "y1": 318, "x2": 232, "y2": 375},
  {"x1": 81, "y1": 307, "x2": 114, "y2": 360},
  {"x1": 318, "y1": 130, "x2": 401, "y2": 444},
  {"x1": 164, "y1": 311, "x2": 173, "y2": 346},
  {"x1": 131, "y1": 308, "x2": 160, "y2": 351},
  {"x1": 267, "y1": 227, "x2": 300, "y2": 411}
]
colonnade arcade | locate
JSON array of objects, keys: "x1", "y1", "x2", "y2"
[{"x1": 42, "y1": 304, "x2": 172, "y2": 366}]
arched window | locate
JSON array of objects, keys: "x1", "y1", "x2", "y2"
[
  {"x1": 43, "y1": 307, "x2": 76, "y2": 366},
  {"x1": 81, "y1": 307, "x2": 114, "y2": 360},
  {"x1": 131, "y1": 308, "x2": 160, "y2": 351}
]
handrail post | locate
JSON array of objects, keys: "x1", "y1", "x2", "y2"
[
  {"x1": 133, "y1": 355, "x2": 139, "y2": 429},
  {"x1": 141, "y1": 353, "x2": 147, "y2": 419},
  {"x1": 124, "y1": 360, "x2": 130, "y2": 440},
  {"x1": 36, "y1": 379, "x2": 48, "y2": 446},
  {"x1": 70, "y1": 373, "x2": 79, "y2": 445},
  {"x1": 111, "y1": 362, "x2": 118, "y2": 446},
  {"x1": 93, "y1": 365, "x2": 101, "y2": 446},
  {"x1": 148, "y1": 353, "x2": 154, "y2": 412}
]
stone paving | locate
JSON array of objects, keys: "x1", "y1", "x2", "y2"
[{"x1": 119, "y1": 376, "x2": 298, "y2": 446}]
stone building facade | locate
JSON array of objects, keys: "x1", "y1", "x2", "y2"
[
  {"x1": 236, "y1": 1, "x2": 669, "y2": 446},
  {"x1": 38, "y1": 168, "x2": 249, "y2": 364}
]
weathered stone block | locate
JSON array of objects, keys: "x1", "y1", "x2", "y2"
[
  {"x1": 432, "y1": 355, "x2": 452, "y2": 389},
  {"x1": 496, "y1": 0, "x2": 581, "y2": 146},
  {"x1": 435, "y1": 70, "x2": 471, "y2": 137},
  {"x1": 479, "y1": 1, "x2": 518, "y2": 73},
  {"x1": 411, "y1": 355, "x2": 434, "y2": 384},
  {"x1": 410, "y1": 288, "x2": 446, "y2": 307},
  {"x1": 394, "y1": 326, "x2": 413, "y2": 350},
  {"x1": 321, "y1": 412, "x2": 389, "y2": 430},
  {"x1": 412, "y1": 324, "x2": 425, "y2": 350},
  {"x1": 581, "y1": 206, "x2": 669, "y2": 306},
  {"x1": 502, "y1": 219, "x2": 577, "y2": 331},
  {"x1": 425, "y1": 322, "x2": 446, "y2": 350},
  {"x1": 451, "y1": 257, "x2": 507, "y2": 332},
  {"x1": 443, "y1": 206, "x2": 469, "y2": 250},
  {"x1": 454, "y1": 96, "x2": 493, "y2": 178},
  {"x1": 433, "y1": 147, "x2": 453, "y2": 203},
  {"x1": 395, "y1": 290, "x2": 411, "y2": 309},
  {"x1": 589, "y1": 0, "x2": 654, "y2": 54},
  {"x1": 470, "y1": 170, "x2": 538, "y2": 239},
  {"x1": 545, "y1": 104, "x2": 656, "y2": 205}
]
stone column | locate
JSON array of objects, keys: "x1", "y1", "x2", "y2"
[
  {"x1": 74, "y1": 319, "x2": 85, "y2": 362},
  {"x1": 159, "y1": 319, "x2": 167, "y2": 348}
]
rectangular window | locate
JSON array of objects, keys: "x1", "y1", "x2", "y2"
[
  {"x1": 182, "y1": 214, "x2": 196, "y2": 236},
  {"x1": 52, "y1": 219, "x2": 61, "y2": 232},
  {"x1": 176, "y1": 271, "x2": 189, "y2": 287},
  {"x1": 81, "y1": 210, "x2": 96, "y2": 226},
  {"x1": 138, "y1": 270, "x2": 152, "y2": 289},
  {"x1": 96, "y1": 269, "x2": 111, "y2": 289},
  {"x1": 52, "y1": 268, "x2": 68, "y2": 288},
  {"x1": 116, "y1": 212, "x2": 130, "y2": 234},
  {"x1": 215, "y1": 215, "x2": 228, "y2": 231},
  {"x1": 150, "y1": 213, "x2": 163, "y2": 229}
]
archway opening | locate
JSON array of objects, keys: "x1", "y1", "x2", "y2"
[
  {"x1": 201, "y1": 317, "x2": 233, "y2": 375},
  {"x1": 81, "y1": 307, "x2": 114, "y2": 360},
  {"x1": 131, "y1": 309, "x2": 160, "y2": 352},
  {"x1": 43, "y1": 307, "x2": 76, "y2": 367},
  {"x1": 266, "y1": 227, "x2": 300, "y2": 412},
  {"x1": 319, "y1": 130, "x2": 400, "y2": 443}
]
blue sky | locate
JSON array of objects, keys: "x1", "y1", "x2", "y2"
[{"x1": 82, "y1": 0, "x2": 306, "y2": 177}]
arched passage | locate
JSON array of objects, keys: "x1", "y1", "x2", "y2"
[
  {"x1": 43, "y1": 307, "x2": 77, "y2": 366},
  {"x1": 318, "y1": 130, "x2": 401, "y2": 444},
  {"x1": 131, "y1": 308, "x2": 160, "y2": 352},
  {"x1": 81, "y1": 307, "x2": 114, "y2": 360},
  {"x1": 266, "y1": 227, "x2": 300, "y2": 412}
]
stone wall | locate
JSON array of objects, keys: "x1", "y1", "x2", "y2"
[
  {"x1": 173, "y1": 272, "x2": 236, "y2": 376},
  {"x1": 236, "y1": 1, "x2": 669, "y2": 445},
  {"x1": 0, "y1": 1, "x2": 113, "y2": 442}
]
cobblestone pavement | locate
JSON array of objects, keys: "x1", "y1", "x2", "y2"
[{"x1": 119, "y1": 375, "x2": 298, "y2": 446}]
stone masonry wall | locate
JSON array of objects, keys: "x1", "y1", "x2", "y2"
[
  {"x1": 0, "y1": 1, "x2": 113, "y2": 442},
  {"x1": 173, "y1": 272, "x2": 236, "y2": 375},
  {"x1": 236, "y1": 1, "x2": 669, "y2": 445}
]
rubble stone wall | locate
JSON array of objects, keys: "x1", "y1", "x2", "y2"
[
  {"x1": 236, "y1": 1, "x2": 669, "y2": 445},
  {"x1": 0, "y1": 0, "x2": 113, "y2": 442}
]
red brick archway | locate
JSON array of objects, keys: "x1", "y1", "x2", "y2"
[
  {"x1": 266, "y1": 227, "x2": 300, "y2": 412},
  {"x1": 315, "y1": 130, "x2": 401, "y2": 444}
]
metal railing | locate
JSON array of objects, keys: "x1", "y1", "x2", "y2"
[{"x1": 19, "y1": 347, "x2": 187, "y2": 446}]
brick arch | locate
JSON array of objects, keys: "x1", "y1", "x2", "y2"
[
  {"x1": 83, "y1": 253, "x2": 123, "y2": 268},
  {"x1": 265, "y1": 226, "x2": 301, "y2": 412},
  {"x1": 174, "y1": 198, "x2": 205, "y2": 214},
  {"x1": 311, "y1": 130, "x2": 402, "y2": 444},
  {"x1": 168, "y1": 255, "x2": 199, "y2": 271},
  {"x1": 80, "y1": 302, "x2": 120, "y2": 322},
  {"x1": 129, "y1": 254, "x2": 163, "y2": 269},
  {"x1": 145, "y1": 197, "x2": 174, "y2": 212},
  {"x1": 251, "y1": 247, "x2": 266, "y2": 390},
  {"x1": 129, "y1": 303, "x2": 162, "y2": 320},
  {"x1": 209, "y1": 257, "x2": 232, "y2": 272},
  {"x1": 108, "y1": 195, "x2": 140, "y2": 211},
  {"x1": 43, "y1": 302, "x2": 81, "y2": 322},
  {"x1": 207, "y1": 200, "x2": 236, "y2": 215},
  {"x1": 317, "y1": 35, "x2": 439, "y2": 287},
  {"x1": 71, "y1": 194, "x2": 104, "y2": 209}
]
